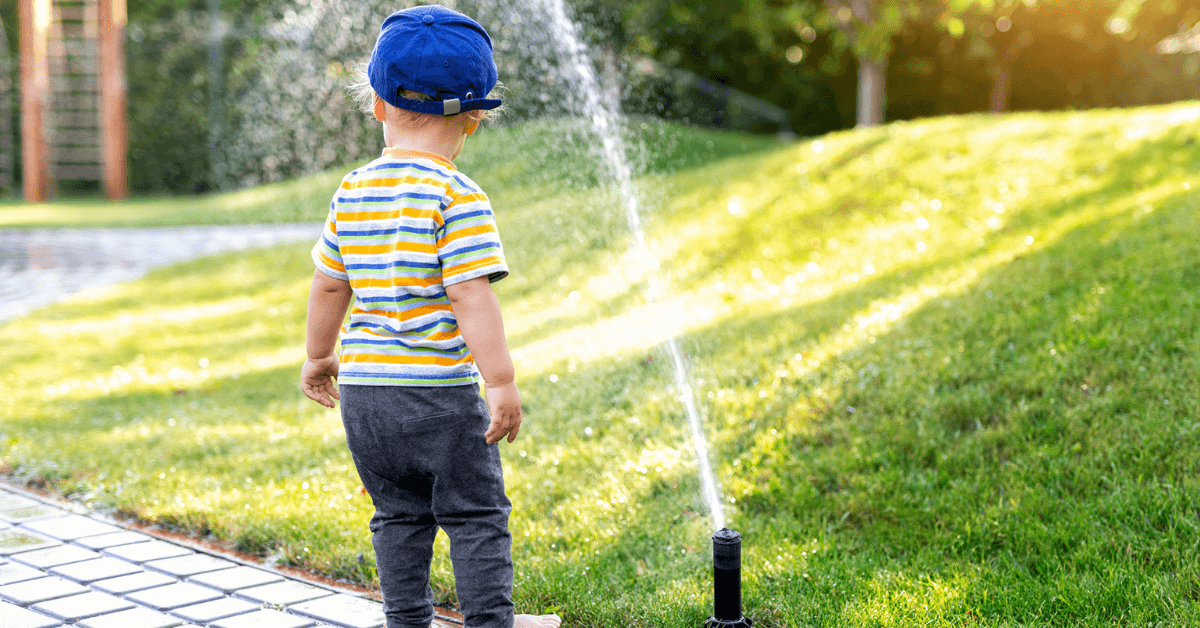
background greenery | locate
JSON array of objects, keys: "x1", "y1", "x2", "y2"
[
  {"x1": 3, "y1": 0, "x2": 1200, "y2": 193},
  {"x1": 2, "y1": 103, "x2": 1199, "y2": 625}
]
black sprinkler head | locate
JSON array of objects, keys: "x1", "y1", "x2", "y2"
[{"x1": 706, "y1": 528, "x2": 752, "y2": 628}]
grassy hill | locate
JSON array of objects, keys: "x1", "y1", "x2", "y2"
[{"x1": 2, "y1": 104, "x2": 1200, "y2": 626}]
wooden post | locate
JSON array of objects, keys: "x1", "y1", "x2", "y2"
[
  {"x1": 19, "y1": 0, "x2": 51, "y2": 202},
  {"x1": 98, "y1": 0, "x2": 127, "y2": 200}
]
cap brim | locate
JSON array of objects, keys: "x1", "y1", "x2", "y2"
[{"x1": 388, "y1": 96, "x2": 502, "y2": 116}]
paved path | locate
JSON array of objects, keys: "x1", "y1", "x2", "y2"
[
  {"x1": 0, "y1": 224, "x2": 321, "y2": 323},
  {"x1": 0, "y1": 484, "x2": 459, "y2": 628}
]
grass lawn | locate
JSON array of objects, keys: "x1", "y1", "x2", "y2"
[{"x1": 3, "y1": 103, "x2": 1200, "y2": 626}]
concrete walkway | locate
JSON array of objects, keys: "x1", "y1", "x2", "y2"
[
  {"x1": 0, "y1": 484, "x2": 459, "y2": 628},
  {"x1": 0, "y1": 224, "x2": 321, "y2": 323}
]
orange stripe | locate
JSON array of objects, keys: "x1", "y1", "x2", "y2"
[
  {"x1": 353, "y1": 276, "x2": 442, "y2": 289},
  {"x1": 356, "y1": 328, "x2": 462, "y2": 342},
  {"x1": 342, "y1": 176, "x2": 454, "y2": 195},
  {"x1": 444, "y1": 258, "x2": 503, "y2": 279},
  {"x1": 341, "y1": 242, "x2": 437, "y2": 255},
  {"x1": 446, "y1": 192, "x2": 488, "y2": 209},
  {"x1": 344, "y1": 353, "x2": 471, "y2": 367},
  {"x1": 317, "y1": 252, "x2": 345, "y2": 273},
  {"x1": 338, "y1": 208, "x2": 443, "y2": 223}
]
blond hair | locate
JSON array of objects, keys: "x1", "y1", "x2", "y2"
[{"x1": 348, "y1": 61, "x2": 505, "y2": 128}]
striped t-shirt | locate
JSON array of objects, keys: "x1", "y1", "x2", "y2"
[{"x1": 311, "y1": 148, "x2": 509, "y2": 387}]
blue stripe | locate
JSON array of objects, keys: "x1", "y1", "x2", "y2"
[
  {"x1": 348, "y1": 317, "x2": 456, "y2": 335},
  {"x1": 345, "y1": 260, "x2": 440, "y2": 271},
  {"x1": 342, "y1": 337, "x2": 464, "y2": 349},
  {"x1": 322, "y1": 235, "x2": 340, "y2": 254},
  {"x1": 361, "y1": 159, "x2": 478, "y2": 193},
  {"x1": 339, "y1": 226, "x2": 436, "y2": 237},
  {"x1": 364, "y1": 161, "x2": 445, "y2": 176},
  {"x1": 340, "y1": 370, "x2": 476, "y2": 381},
  {"x1": 441, "y1": 241, "x2": 499, "y2": 258},
  {"x1": 358, "y1": 292, "x2": 446, "y2": 304},
  {"x1": 444, "y1": 209, "x2": 493, "y2": 224},
  {"x1": 336, "y1": 192, "x2": 443, "y2": 204}
]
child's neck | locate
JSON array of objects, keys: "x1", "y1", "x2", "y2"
[{"x1": 383, "y1": 121, "x2": 465, "y2": 162}]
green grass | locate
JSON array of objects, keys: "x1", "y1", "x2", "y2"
[
  {"x1": 3, "y1": 104, "x2": 1200, "y2": 626},
  {"x1": 0, "y1": 118, "x2": 777, "y2": 228}
]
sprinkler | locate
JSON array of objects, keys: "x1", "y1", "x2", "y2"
[{"x1": 706, "y1": 528, "x2": 752, "y2": 628}]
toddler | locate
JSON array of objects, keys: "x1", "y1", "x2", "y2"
[{"x1": 300, "y1": 5, "x2": 561, "y2": 628}]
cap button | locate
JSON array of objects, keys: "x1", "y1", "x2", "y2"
[{"x1": 422, "y1": 14, "x2": 434, "y2": 25}]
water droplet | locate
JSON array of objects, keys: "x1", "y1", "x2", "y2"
[
  {"x1": 916, "y1": 217, "x2": 930, "y2": 230},
  {"x1": 812, "y1": 140, "x2": 825, "y2": 154},
  {"x1": 198, "y1": 357, "x2": 210, "y2": 368},
  {"x1": 915, "y1": 241, "x2": 928, "y2": 253},
  {"x1": 584, "y1": 427, "x2": 593, "y2": 436},
  {"x1": 727, "y1": 198, "x2": 742, "y2": 215},
  {"x1": 1025, "y1": 236, "x2": 1035, "y2": 245},
  {"x1": 930, "y1": 199, "x2": 943, "y2": 211},
  {"x1": 549, "y1": 374, "x2": 559, "y2": 383}
]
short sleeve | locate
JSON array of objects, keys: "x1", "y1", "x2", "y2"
[
  {"x1": 437, "y1": 191, "x2": 509, "y2": 286},
  {"x1": 312, "y1": 202, "x2": 349, "y2": 281}
]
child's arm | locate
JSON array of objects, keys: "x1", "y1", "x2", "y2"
[
  {"x1": 446, "y1": 276, "x2": 522, "y2": 444},
  {"x1": 301, "y1": 269, "x2": 353, "y2": 408}
]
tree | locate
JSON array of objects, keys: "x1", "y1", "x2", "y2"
[{"x1": 806, "y1": 0, "x2": 923, "y2": 126}]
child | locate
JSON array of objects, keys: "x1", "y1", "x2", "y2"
[{"x1": 300, "y1": 5, "x2": 561, "y2": 628}]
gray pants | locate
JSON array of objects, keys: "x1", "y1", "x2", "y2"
[{"x1": 340, "y1": 384, "x2": 514, "y2": 628}]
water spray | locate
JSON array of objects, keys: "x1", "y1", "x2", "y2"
[
  {"x1": 533, "y1": 1, "x2": 751, "y2": 623},
  {"x1": 707, "y1": 528, "x2": 752, "y2": 628}
]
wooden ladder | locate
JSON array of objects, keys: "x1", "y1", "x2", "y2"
[{"x1": 47, "y1": 0, "x2": 101, "y2": 182}]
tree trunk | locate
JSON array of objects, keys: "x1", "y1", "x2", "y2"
[
  {"x1": 990, "y1": 62, "x2": 1012, "y2": 113},
  {"x1": 990, "y1": 30, "x2": 1032, "y2": 114},
  {"x1": 856, "y1": 54, "x2": 887, "y2": 127}
]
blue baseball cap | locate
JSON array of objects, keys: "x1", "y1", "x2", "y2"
[{"x1": 367, "y1": 5, "x2": 502, "y2": 116}]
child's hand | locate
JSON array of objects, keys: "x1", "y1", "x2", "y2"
[
  {"x1": 483, "y1": 380, "x2": 523, "y2": 444},
  {"x1": 300, "y1": 355, "x2": 341, "y2": 408}
]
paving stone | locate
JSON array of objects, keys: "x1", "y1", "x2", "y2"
[
  {"x1": 289, "y1": 594, "x2": 385, "y2": 628},
  {"x1": 0, "y1": 601, "x2": 64, "y2": 628},
  {"x1": 126, "y1": 582, "x2": 223, "y2": 611},
  {"x1": 74, "y1": 530, "x2": 151, "y2": 551},
  {"x1": 0, "y1": 529, "x2": 61, "y2": 556},
  {"x1": 0, "y1": 506, "x2": 64, "y2": 524},
  {"x1": 0, "y1": 576, "x2": 88, "y2": 605},
  {"x1": 0, "y1": 494, "x2": 39, "y2": 511},
  {"x1": 49, "y1": 557, "x2": 143, "y2": 583},
  {"x1": 144, "y1": 553, "x2": 237, "y2": 578},
  {"x1": 31, "y1": 590, "x2": 135, "y2": 621},
  {"x1": 0, "y1": 561, "x2": 46, "y2": 585},
  {"x1": 234, "y1": 580, "x2": 334, "y2": 606},
  {"x1": 21, "y1": 515, "x2": 121, "y2": 542},
  {"x1": 103, "y1": 540, "x2": 192, "y2": 564},
  {"x1": 9, "y1": 544, "x2": 100, "y2": 569},
  {"x1": 77, "y1": 606, "x2": 185, "y2": 628},
  {"x1": 90, "y1": 571, "x2": 177, "y2": 596},
  {"x1": 187, "y1": 565, "x2": 283, "y2": 593},
  {"x1": 211, "y1": 608, "x2": 316, "y2": 628},
  {"x1": 169, "y1": 597, "x2": 260, "y2": 623}
]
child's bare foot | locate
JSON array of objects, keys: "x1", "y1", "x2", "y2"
[{"x1": 514, "y1": 613, "x2": 561, "y2": 628}]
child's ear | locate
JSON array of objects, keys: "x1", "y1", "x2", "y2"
[{"x1": 373, "y1": 95, "x2": 386, "y2": 123}]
